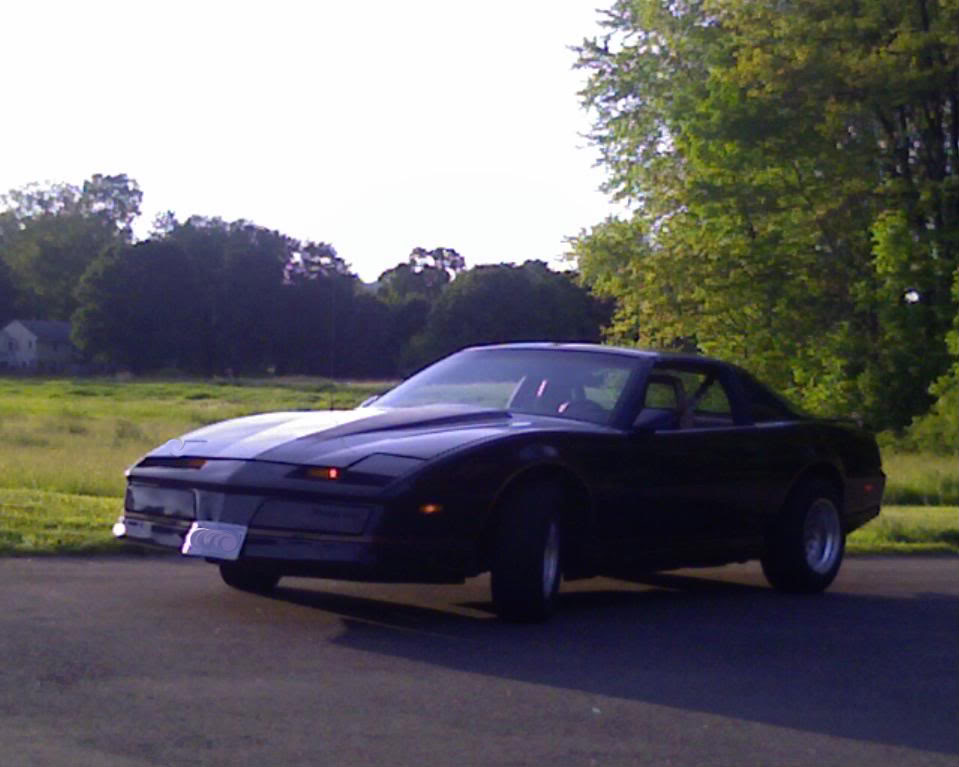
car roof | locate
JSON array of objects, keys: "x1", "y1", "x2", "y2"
[{"x1": 460, "y1": 341, "x2": 722, "y2": 367}]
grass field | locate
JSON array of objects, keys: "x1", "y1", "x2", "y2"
[
  {"x1": 879, "y1": 452, "x2": 958, "y2": 507},
  {"x1": 0, "y1": 376, "x2": 955, "y2": 556},
  {"x1": 0, "y1": 488, "x2": 121, "y2": 555},
  {"x1": 846, "y1": 506, "x2": 958, "y2": 554},
  {"x1": 0, "y1": 376, "x2": 386, "y2": 498}
]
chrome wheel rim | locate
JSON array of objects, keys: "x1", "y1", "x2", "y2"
[
  {"x1": 804, "y1": 499, "x2": 842, "y2": 574},
  {"x1": 542, "y1": 520, "x2": 560, "y2": 598}
]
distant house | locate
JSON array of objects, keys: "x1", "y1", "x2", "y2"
[{"x1": 0, "y1": 320, "x2": 78, "y2": 372}]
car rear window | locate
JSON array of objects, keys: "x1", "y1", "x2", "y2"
[{"x1": 738, "y1": 372, "x2": 801, "y2": 423}]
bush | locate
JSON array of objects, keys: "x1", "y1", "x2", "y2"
[{"x1": 904, "y1": 374, "x2": 958, "y2": 454}]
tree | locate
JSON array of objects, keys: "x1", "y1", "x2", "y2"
[
  {"x1": 571, "y1": 0, "x2": 958, "y2": 430},
  {"x1": 70, "y1": 209, "x2": 404, "y2": 378},
  {"x1": 73, "y1": 240, "x2": 197, "y2": 372},
  {"x1": 377, "y1": 262, "x2": 438, "y2": 303},
  {"x1": 904, "y1": 270, "x2": 959, "y2": 452},
  {"x1": 404, "y1": 261, "x2": 610, "y2": 370},
  {"x1": 0, "y1": 174, "x2": 142, "y2": 320},
  {"x1": 342, "y1": 291, "x2": 395, "y2": 378},
  {"x1": 373, "y1": 246, "x2": 469, "y2": 368},
  {"x1": 409, "y1": 246, "x2": 465, "y2": 278},
  {"x1": 378, "y1": 246, "x2": 466, "y2": 305},
  {"x1": 74, "y1": 216, "x2": 312, "y2": 375},
  {"x1": 0, "y1": 257, "x2": 15, "y2": 326},
  {"x1": 269, "y1": 239, "x2": 392, "y2": 376},
  {"x1": 158, "y1": 217, "x2": 297, "y2": 375},
  {"x1": 78, "y1": 174, "x2": 143, "y2": 237},
  {"x1": 273, "y1": 264, "x2": 364, "y2": 377}
]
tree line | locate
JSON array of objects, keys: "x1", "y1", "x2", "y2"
[
  {"x1": 570, "y1": 0, "x2": 957, "y2": 447},
  {"x1": 2, "y1": 1, "x2": 954, "y2": 451},
  {"x1": 0, "y1": 175, "x2": 609, "y2": 378}
]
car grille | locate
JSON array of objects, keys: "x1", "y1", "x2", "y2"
[
  {"x1": 252, "y1": 500, "x2": 372, "y2": 535},
  {"x1": 125, "y1": 484, "x2": 196, "y2": 520}
]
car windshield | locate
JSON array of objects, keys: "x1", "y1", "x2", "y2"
[{"x1": 374, "y1": 348, "x2": 638, "y2": 425}]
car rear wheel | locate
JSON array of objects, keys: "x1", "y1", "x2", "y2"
[
  {"x1": 761, "y1": 479, "x2": 845, "y2": 593},
  {"x1": 218, "y1": 562, "x2": 281, "y2": 593},
  {"x1": 490, "y1": 483, "x2": 563, "y2": 622}
]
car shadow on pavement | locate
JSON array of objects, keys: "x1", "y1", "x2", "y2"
[{"x1": 268, "y1": 570, "x2": 958, "y2": 755}]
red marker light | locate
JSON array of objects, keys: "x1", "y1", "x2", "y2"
[{"x1": 305, "y1": 466, "x2": 339, "y2": 480}]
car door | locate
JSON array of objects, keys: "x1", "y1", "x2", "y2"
[{"x1": 602, "y1": 360, "x2": 768, "y2": 564}]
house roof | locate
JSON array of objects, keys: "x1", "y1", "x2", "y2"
[{"x1": 8, "y1": 320, "x2": 74, "y2": 344}]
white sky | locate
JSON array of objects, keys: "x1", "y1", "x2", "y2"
[{"x1": 1, "y1": 1, "x2": 619, "y2": 281}]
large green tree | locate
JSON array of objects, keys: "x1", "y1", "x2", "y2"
[
  {"x1": 75, "y1": 217, "x2": 304, "y2": 375},
  {"x1": 571, "y1": 0, "x2": 958, "y2": 430},
  {"x1": 377, "y1": 246, "x2": 466, "y2": 304},
  {"x1": 272, "y1": 244, "x2": 393, "y2": 378},
  {"x1": 73, "y1": 239, "x2": 198, "y2": 372},
  {"x1": 404, "y1": 261, "x2": 610, "y2": 370},
  {"x1": 374, "y1": 246, "x2": 468, "y2": 371},
  {"x1": 161, "y1": 217, "x2": 294, "y2": 375},
  {"x1": 72, "y1": 210, "x2": 403, "y2": 378},
  {"x1": 904, "y1": 270, "x2": 959, "y2": 452},
  {"x1": 0, "y1": 174, "x2": 142, "y2": 320}
]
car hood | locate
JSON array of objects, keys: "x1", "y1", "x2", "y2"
[{"x1": 146, "y1": 404, "x2": 582, "y2": 468}]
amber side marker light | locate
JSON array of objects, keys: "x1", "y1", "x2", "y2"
[
  {"x1": 305, "y1": 467, "x2": 340, "y2": 480},
  {"x1": 419, "y1": 503, "x2": 443, "y2": 515}
]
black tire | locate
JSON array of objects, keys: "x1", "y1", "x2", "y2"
[
  {"x1": 490, "y1": 483, "x2": 564, "y2": 622},
  {"x1": 761, "y1": 479, "x2": 845, "y2": 593},
  {"x1": 219, "y1": 562, "x2": 280, "y2": 593}
]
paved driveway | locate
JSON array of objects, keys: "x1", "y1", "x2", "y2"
[{"x1": 0, "y1": 556, "x2": 956, "y2": 766}]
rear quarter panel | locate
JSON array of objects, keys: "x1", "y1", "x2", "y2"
[{"x1": 751, "y1": 420, "x2": 884, "y2": 530}]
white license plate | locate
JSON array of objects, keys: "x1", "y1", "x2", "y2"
[
  {"x1": 181, "y1": 521, "x2": 248, "y2": 560},
  {"x1": 115, "y1": 517, "x2": 153, "y2": 540}
]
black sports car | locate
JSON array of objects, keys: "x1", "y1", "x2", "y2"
[{"x1": 114, "y1": 343, "x2": 884, "y2": 620}]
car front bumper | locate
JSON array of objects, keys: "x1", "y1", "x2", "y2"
[{"x1": 113, "y1": 481, "x2": 475, "y2": 583}]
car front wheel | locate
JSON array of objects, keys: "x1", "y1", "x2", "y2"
[
  {"x1": 490, "y1": 483, "x2": 563, "y2": 622},
  {"x1": 761, "y1": 480, "x2": 845, "y2": 593},
  {"x1": 219, "y1": 562, "x2": 281, "y2": 594}
]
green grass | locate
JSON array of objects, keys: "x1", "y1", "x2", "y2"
[
  {"x1": 847, "y1": 505, "x2": 958, "y2": 554},
  {"x1": 0, "y1": 487, "x2": 124, "y2": 555},
  {"x1": 0, "y1": 376, "x2": 955, "y2": 555},
  {"x1": 0, "y1": 376, "x2": 388, "y2": 498},
  {"x1": 880, "y1": 451, "x2": 958, "y2": 506},
  {"x1": 0, "y1": 376, "x2": 390, "y2": 555}
]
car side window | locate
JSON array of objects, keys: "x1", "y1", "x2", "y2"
[
  {"x1": 690, "y1": 376, "x2": 733, "y2": 421},
  {"x1": 645, "y1": 379, "x2": 681, "y2": 409},
  {"x1": 633, "y1": 372, "x2": 690, "y2": 429},
  {"x1": 634, "y1": 364, "x2": 736, "y2": 430}
]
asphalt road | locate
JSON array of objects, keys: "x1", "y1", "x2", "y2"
[{"x1": 0, "y1": 555, "x2": 955, "y2": 767}]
